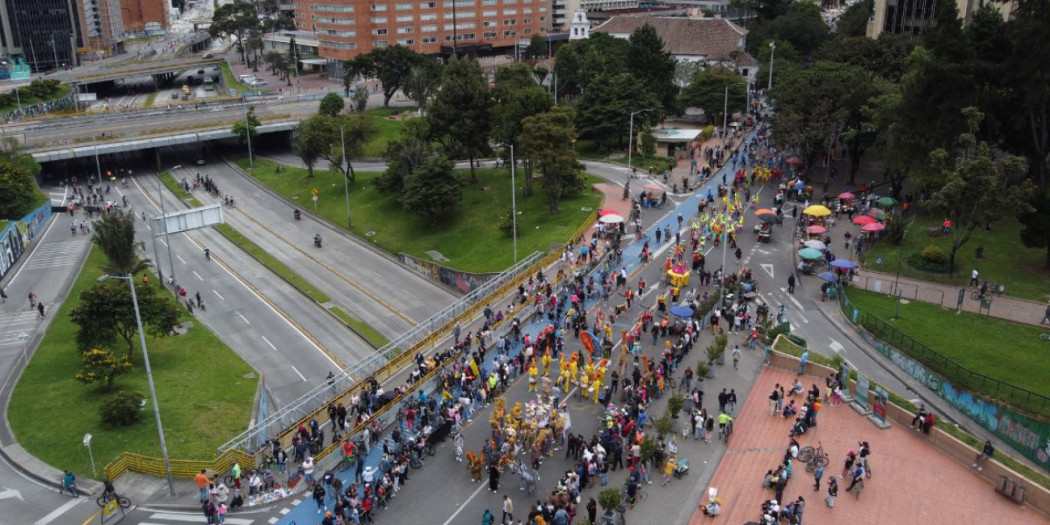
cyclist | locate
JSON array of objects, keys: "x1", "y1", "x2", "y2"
[
  {"x1": 717, "y1": 411, "x2": 734, "y2": 439},
  {"x1": 101, "y1": 479, "x2": 117, "y2": 502},
  {"x1": 61, "y1": 470, "x2": 77, "y2": 496},
  {"x1": 624, "y1": 478, "x2": 639, "y2": 509}
]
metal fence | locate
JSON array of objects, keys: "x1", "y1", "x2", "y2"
[
  {"x1": 216, "y1": 251, "x2": 544, "y2": 455},
  {"x1": 838, "y1": 288, "x2": 1050, "y2": 417}
]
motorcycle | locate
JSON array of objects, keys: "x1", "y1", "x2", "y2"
[
  {"x1": 314, "y1": 234, "x2": 322, "y2": 248},
  {"x1": 294, "y1": 209, "x2": 301, "y2": 220}
]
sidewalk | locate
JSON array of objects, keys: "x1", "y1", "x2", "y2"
[
  {"x1": 851, "y1": 268, "x2": 1047, "y2": 327},
  {"x1": 688, "y1": 365, "x2": 1046, "y2": 525}
]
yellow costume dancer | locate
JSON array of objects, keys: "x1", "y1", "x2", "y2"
[
  {"x1": 541, "y1": 349, "x2": 552, "y2": 376},
  {"x1": 528, "y1": 358, "x2": 539, "y2": 391},
  {"x1": 567, "y1": 354, "x2": 579, "y2": 392}
]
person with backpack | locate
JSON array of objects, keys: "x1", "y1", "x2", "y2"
[{"x1": 202, "y1": 500, "x2": 216, "y2": 524}]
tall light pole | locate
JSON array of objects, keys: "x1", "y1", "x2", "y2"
[
  {"x1": 716, "y1": 214, "x2": 730, "y2": 311},
  {"x1": 627, "y1": 108, "x2": 652, "y2": 175},
  {"x1": 98, "y1": 274, "x2": 176, "y2": 498},
  {"x1": 767, "y1": 41, "x2": 776, "y2": 91},
  {"x1": 721, "y1": 85, "x2": 729, "y2": 148},
  {"x1": 242, "y1": 98, "x2": 254, "y2": 174},
  {"x1": 158, "y1": 165, "x2": 181, "y2": 288},
  {"x1": 510, "y1": 144, "x2": 518, "y2": 264}
]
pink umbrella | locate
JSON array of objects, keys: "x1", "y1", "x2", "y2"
[
  {"x1": 861, "y1": 223, "x2": 886, "y2": 232},
  {"x1": 806, "y1": 225, "x2": 827, "y2": 234},
  {"x1": 838, "y1": 192, "x2": 855, "y2": 200},
  {"x1": 852, "y1": 215, "x2": 877, "y2": 225},
  {"x1": 599, "y1": 209, "x2": 621, "y2": 217}
]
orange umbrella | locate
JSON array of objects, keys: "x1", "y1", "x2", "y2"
[{"x1": 754, "y1": 208, "x2": 776, "y2": 216}]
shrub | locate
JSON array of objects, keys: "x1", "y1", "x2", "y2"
[
  {"x1": 908, "y1": 252, "x2": 952, "y2": 273},
  {"x1": 920, "y1": 245, "x2": 947, "y2": 264},
  {"x1": 702, "y1": 125, "x2": 716, "y2": 140},
  {"x1": 74, "y1": 348, "x2": 132, "y2": 388},
  {"x1": 598, "y1": 488, "x2": 621, "y2": 512},
  {"x1": 99, "y1": 390, "x2": 144, "y2": 427}
]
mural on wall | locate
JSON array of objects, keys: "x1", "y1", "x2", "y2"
[
  {"x1": 397, "y1": 253, "x2": 494, "y2": 295},
  {"x1": 0, "y1": 203, "x2": 52, "y2": 280},
  {"x1": 858, "y1": 329, "x2": 1050, "y2": 474}
]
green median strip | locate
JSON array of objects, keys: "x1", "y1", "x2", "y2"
[
  {"x1": 220, "y1": 62, "x2": 251, "y2": 92},
  {"x1": 212, "y1": 223, "x2": 332, "y2": 304},
  {"x1": 330, "y1": 307, "x2": 391, "y2": 349},
  {"x1": 143, "y1": 91, "x2": 158, "y2": 109}
]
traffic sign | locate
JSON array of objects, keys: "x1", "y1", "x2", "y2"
[
  {"x1": 312, "y1": 195, "x2": 318, "y2": 202},
  {"x1": 311, "y1": 188, "x2": 319, "y2": 196}
]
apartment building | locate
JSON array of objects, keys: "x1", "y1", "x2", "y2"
[
  {"x1": 78, "y1": 0, "x2": 123, "y2": 53},
  {"x1": 867, "y1": 0, "x2": 1014, "y2": 37},
  {"x1": 120, "y1": 0, "x2": 166, "y2": 34},
  {"x1": 294, "y1": 0, "x2": 548, "y2": 60}
]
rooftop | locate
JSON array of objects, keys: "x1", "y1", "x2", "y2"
[{"x1": 592, "y1": 16, "x2": 749, "y2": 62}]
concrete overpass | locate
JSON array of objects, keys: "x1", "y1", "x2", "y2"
[
  {"x1": 30, "y1": 121, "x2": 298, "y2": 163},
  {"x1": 51, "y1": 54, "x2": 225, "y2": 87}
]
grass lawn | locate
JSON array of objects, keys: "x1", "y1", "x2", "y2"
[
  {"x1": 0, "y1": 84, "x2": 72, "y2": 114},
  {"x1": 862, "y1": 215, "x2": 1050, "y2": 302},
  {"x1": 331, "y1": 306, "x2": 390, "y2": 348},
  {"x1": 362, "y1": 108, "x2": 405, "y2": 159},
  {"x1": 8, "y1": 246, "x2": 257, "y2": 477},
  {"x1": 844, "y1": 288, "x2": 1050, "y2": 409},
  {"x1": 220, "y1": 63, "x2": 251, "y2": 92},
  {"x1": 233, "y1": 157, "x2": 602, "y2": 273},
  {"x1": 143, "y1": 91, "x2": 158, "y2": 108}
]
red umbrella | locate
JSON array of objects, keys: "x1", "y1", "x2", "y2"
[
  {"x1": 806, "y1": 225, "x2": 826, "y2": 234},
  {"x1": 787, "y1": 157, "x2": 804, "y2": 166},
  {"x1": 838, "y1": 192, "x2": 855, "y2": 200},
  {"x1": 852, "y1": 215, "x2": 877, "y2": 226},
  {"x1": 861, "y1": 223, "x2": 886, "y2": 232},
  {"x1": 599, "y1": 209, "x2": 621, "y2": 217}
]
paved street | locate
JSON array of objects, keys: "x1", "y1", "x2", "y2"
[{"x1": 163, "y1": 146, "x2": 456, "y2": 340}]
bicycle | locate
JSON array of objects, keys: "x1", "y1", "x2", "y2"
[
  {"x1": 59, "y1": 480, "x2": 79, "y2": 498},
  {"x1": 799, "y1": 442, "x2": 829, "y2": 473},
  {"x1": 96, "y1": 492, "x2": 131, "y2": 509}
]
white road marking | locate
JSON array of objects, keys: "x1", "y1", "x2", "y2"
[
  {"x1": 291, "y1": 366, "x2": 307, "y2": 381},
  {"x1": 33, "y1": 496, "x2": 82, "y2": 525},
  {"x1": 213, "y1": 289, "x2": 225, "y2": 301},
  {"x1": 829, "y1": 339, "x2": 844, "y2": 353},
  {"x1": 158, "y1": 238, "x2": 167, "y2": 247},
  {"x1": 238, "y1": 312, "x2": 251, "y2": 325},
  {"x1": 148, "y1": 513, "x2": 253, "y2": 524},
  {"x1": 193, "y1": 271, "x2": 203, "y2": 281},
  {"x1": 261, "y1": 336, "x2": 277, "y2": 350},
  {"x1": 760, "y1": 263, "x2": 774, "y2": 279},
  {"x1": 176, "y1": 254, "x2": 186, "y2": 264}
]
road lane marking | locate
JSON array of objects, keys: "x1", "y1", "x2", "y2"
[
  {"x1": 262, "y1": 336, "x2": 277, "y2": 350},
  {"x1": 238, "y1": 312, "x2": 251, "y2": 325},
  {"x1": 291, "y1": 366, "x2": 307, "y2": 381},
  {"x1": 33, "y1": 497, "x2": 82, "y2": 525},
  {"x1": 213, "y1": 289, "x2": 225, "y2": 301},
  {"x1": 193, "y1": 271, "x2": 203, "y2": 281},
  {"x1": 176, "y1": 254, "x2": 186, "y2": 264}
]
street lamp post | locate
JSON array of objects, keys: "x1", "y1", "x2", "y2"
[
  {"x1": 242, "y1": 98, "x2": 254, "y2": 173},
  {"x1": 627, "y1": 108, "x2": 652, "y2": 175},
  {"x1": 340, "y1": 125, "x2": 351, "y2": 228},
  {"x1": 98, "y1": 274, "x2": 176, "y2": 498},
  {"x1": 721, "y1": 85, "x2": 729, "y2": 148},
  {"x1": 768, "y1": 41, "x2": 776, "y2": 91}
]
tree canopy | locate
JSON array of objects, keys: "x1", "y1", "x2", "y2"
[
  {"x1": 70, "y1": 280, "x2": 180, "y2": 358},
  {"x1": 519, "y1": 106, "x2": 583, "y2": 215},
  {"x1": 679, "y1": 66, "x2": 748, "y2": 126},
  {"x1": 426, "y1": 55, "x2": 493, "y2": 182},
  {"x1": 343, "y1": 46, "x2": 432, "y2": 108},
  {"x1": 92, "y1": 211, "x2": 149, "y2": 276}
]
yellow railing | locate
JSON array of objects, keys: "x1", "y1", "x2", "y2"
[{"x1": 104, "y1": 448, "x2": 255, "y2": 481}]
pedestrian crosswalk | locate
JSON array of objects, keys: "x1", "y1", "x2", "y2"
[
  {"x1": 0, "y1": 311, "x2": 41, "y2": 347},
  {"x1": 139, "y1": 511, "x2": 254, "y2": 525},
  {"x1": 20, "y1": 241, "x2": 87, "y2": 271}
]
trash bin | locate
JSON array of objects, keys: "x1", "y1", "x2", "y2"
[
  {"x1": 996, "y1": 475, "x2": 1009, "y2": 494},
  {"x1": 1012, "y1": 484, "x2": 1026, "y2": 504}
]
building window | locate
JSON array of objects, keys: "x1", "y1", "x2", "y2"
[
  {"x1": 420, "y1": 1, "x2": 436, "y2": 6},
  {"x1": 503, "y1": 19, "x2": 517, "y2": 25},
  {"x1": 503, "y1": 8, "x2": 516, "y2": 15},
  {"x1": 396, "y1": 14, "x2": 413, "y2": 21},
  {"x1": 397, "y1": 26, "x2": 414, "y2": 33},
  {"x1": 371, "y1": 4, "x2": 388, "y2": 10},
  {"x1": 443, "y1": 22, "x2": 476, "y2": 29},
  {"x1": 484, "y1": 31, "x2": 497, "y2": 38},
  {"x1": 483, "y1": 20, "x2": 497, "y2": 27},
  {"x1": 442, "y1": 0, "x2": 474, "y2": 6},
  {"x1": 421, "y1": 12, "x2": 438, "y2": 19},
  {"x1": 396, "y1": 2, "x2": 413, "y2": 9},
  {"x1": 398, "y1": 38, "x2": 415, "y2": 45},
  {"x1": 372, "y1": 16, "x2": 388, "y2": 22},
  {"x1": 373, "y1": 28, "x2": 389, "y2": 34},
  {"x1": 315, "y1": 4, "x2": 355, "y2": 12},
  {"x1": 523, "y1": 7, "x2": 532, "y2": 13},
  {"x1": 503, "y1": 29, "x2": 516, "y2": 36},
  {"x1": 422, "y1": 36, "x2": 438, "y2": 42},
  {"x1": 421, "y1": 24, "x2": 437, "y2": 31},
  {"x1": 483, "y1": 9, "x2": 496, "y2": 16},
  {"x1": 322, "y1": 29, "x2": 357, "y2": 36},
  {"x1": 375, "y1": 40, "x2": 389, "y2": 46}
]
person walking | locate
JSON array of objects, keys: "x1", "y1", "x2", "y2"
[
  {"x1": 37, "y1": 301, "x2": 45, "y2": 318},
  {"x1": 973, "y1": 440, "x2": 995, "y2": 471},
  {"x1": 482, "y1": 509, "x2": 495, "y2": 525},
  {"x1": 502, "y1": 494, "x2": 514, "y2": 524},
  {"x1": 826, "y1": 477, "x2": 838, "y2": 507},
  {"x1": 195, "y1": 469, "x2": 211, "y2": 503},
  {"x1": 488, "y1": 463, "x2": 501, "y2": 493},
  {"x1": 970, "y1": 269, "x2": 980, "y2": 287},
  {"x1": 787, "y1": 274, "x2": 796, "y2": 294},
  {"x1": 28, "y1": 291, "x2": 36, "y2": 308},
  {"x1": 727, "y1": 389, "x2": 737, "y2": 413},
  {"x1": 845, "y1": 463, "x2": 865, "y2": 492},
  {"x1": 312, "y1": 482, "x2": 326, "y2": 513}
]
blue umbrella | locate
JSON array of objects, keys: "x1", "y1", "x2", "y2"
[
  {"x1": 669, "y1": 305, "x2": 694, "y2": 318},
  {"x1": 817, "y1": 271, "x2": 837, "y2": 283},
  {"x1": 830, "y1": 259, "x2": 856, "y2": 270}
]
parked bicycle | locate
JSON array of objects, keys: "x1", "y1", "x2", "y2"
[{"x1": 797, "y1": 441, "x2": 829, "y2": 473}]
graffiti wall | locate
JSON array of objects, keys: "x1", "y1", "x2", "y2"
[
  {"x1": 397, "y1": 253, "x2": 497, "y2": 295},
  {"x1": 0, "y1": 203, "x2": 53, "y2": 280},
  {"x1": 858, "y1": 329, "x2": 1050, "y2": 474}
]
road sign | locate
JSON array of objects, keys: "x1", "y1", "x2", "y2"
[
  {"x1": 312, "y1": 195, "x2": 318, "y2": 202},
  {"x1": 311, "y1": 188, "x2": 319, "y2": 196}
]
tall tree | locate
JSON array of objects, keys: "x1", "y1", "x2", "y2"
[
  {"x1": 679, "y1": 66, "x2": 748, "y2": 126},
  {"x1": 403, "y1": 60, "x2": 443, "y2": 112},
  {"x1": 231, "y1": 105, "x2": 260, "y2": 145},
  {"x1": 343, "y1": 46, "x2": 426, "y2": 108},
  {"x1": 553, "y1": 33, "x2": 630, "y2": 99},
  {"x1": 351, "y1": 84, "x2": 370, "y2": 112},
  {"x1": 747, "y1": 1, "x2": 829, "y2": 56},
  {"x1": 426, "y1": 55, "x2": 493, "y2": 182},
  {"x1": 209, "y1": 2, "x2": 258, "y2": 64},
  {"x1": 377, "y1": 117, "x2": 430, "y2": 193},
  {"x1": 70, "y1": 280, "x2": 180, "y2": 357},
  {"x1": 92, "y1": 210, "x2": 149, "y2": 276},
  {"x1": 1018, "y1": 192, "x2": 1050, "y2": 267},
  {"x1": 321, "y1": 114, "x2": 377, "y2": 183},
  {"x1": 525, "y1": 34, "x2": 549, "y2": 59},
  {"x1": 400, "y1": 154, "x2": 462, "y2": 218},
  {"x1": 575, "y1": 72, "x2": 660, "y2": 149},
  {"x1": 627, "y1": 24, "x2": 678, "y2": 111},
  {"x1": 925, "y1": 109, "x2": 1032, "y2": 274},
  {"x1": 0, "y1": 157, "x2": 44, "y2": 218},
  {"x1": 836, "y1": 0, "x2": 873, "y2": 37},
  {"x1": 492, "y1": 64, "x2": 554, "y2": 196},
  {"x1": 519, "y1": 106, "x2": 582, "y2": 215},
  {"x1": 318, "y1": 92, "x2": 345, "y2": 117},
  {"x1": 294, "y1": 115, "x2": 330, "y2": 177},
  {"x1": 1004, "y1": 3, "x2": 1050, "y2": 190}
]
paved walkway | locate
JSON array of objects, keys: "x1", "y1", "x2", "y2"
[
  {"x1": 850, "y1": 268, "x2": 1048, "y2": 327},
  {"x1": 689, "y1": 366, "x2": 1047, "y2": 525}
]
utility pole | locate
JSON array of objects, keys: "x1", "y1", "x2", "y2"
[{"x1": 768, "y1": 41, "x2": 776, "y2": 91}]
